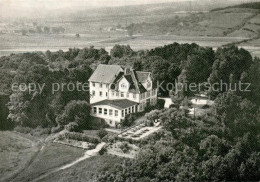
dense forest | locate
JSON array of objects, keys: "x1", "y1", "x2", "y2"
[
  {"x1": 0, "y1": 43, "x2": 259, "y2": 129},
  {"x1": 0, "y1": 43, "x2": 259, "y2": 180}
]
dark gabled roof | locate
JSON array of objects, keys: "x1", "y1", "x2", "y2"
[
  {"x1": 135, "y1": 71, "x2": 150, "y2": 83},
  {"x1": 124, "y1": 74, "x2": 136, "y2": 90},
  {"x1": 91, "y1": 99, "x2": 138, "y2": 110},
  {"x1": 110, "y1": 72, "x2": 124, "y2": 90},
  {"x1": 88, "y1": 64, "x2": 123, "y2": 83},
  {"x1": 110, "y1": 70, "x2": 147, "y2": 94},
  {"x1": 131, "y1": 71, "x2": 147, "y2": 93}
]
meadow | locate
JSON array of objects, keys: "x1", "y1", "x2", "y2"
[
  {"x1": 0, "y1": 131, "x2": 85, "y2": 182},
  {"x1": 0, "y1": 33, "x2": 256, "y2": 57}
]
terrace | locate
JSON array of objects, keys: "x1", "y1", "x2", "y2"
[{"x1": 118, "y1": 121, "x2": 162, "y2": 140}]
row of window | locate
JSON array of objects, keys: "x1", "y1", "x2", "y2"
[
  {"x1": 93, "y1": 106, "x2": 136, "y2": 117},
  {"x1": 140, "y1": 89, "x2": 157, "y2": 100},
  {"x1": 92, "y1": 91, "x2": 108, "y2": 97},
  {"x1": 121, "y1": 106, "x2": 136, "y2": 117},
  {"x1": 92, "y1": 82, "x2": 108, "y2": 88},
  {"x1": 91, "y1": 88, "x2": 156, "y2": 100},
  {"x1": 93, "y1": 107, "x2": 119, "y2": 116},
  {"x1": 111, "y1": 91, "x2": 136, "y2": 99}
]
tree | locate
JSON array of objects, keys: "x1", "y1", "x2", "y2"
[
  {"x1": 208, "y1": 46, "x2": 253, "y2": 98},
  {"x1": 110, "y1": 44, "x2": 134, "y2": 58},
  {"x1": 56, "y1": 100, "x2": 91, "y2": 129},
  {"x1": 145, "y1": 109, "x2": 162, "y2": 122}
]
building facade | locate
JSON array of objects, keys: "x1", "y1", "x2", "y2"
[{"x1": 88, "y1": 64, "x2": 157, "y2": 127}]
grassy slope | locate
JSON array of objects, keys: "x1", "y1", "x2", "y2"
[
  {"x1": 38, "y1": 154, "x2": 124, "y2": 182},
  {"x1": 0, "y1": 131, "x2": 39, "y2": 181},
  {"x1": 12, "y1": 143, "x2": 84, "y2": 182},
  {"x1": 125, "y1": 2, "x2": 260, "y2": 38},
  {"x1": 129, "y1": 7, "x2": 260, "y2": 38}
]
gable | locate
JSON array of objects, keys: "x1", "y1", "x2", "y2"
[{"x1": 118, "y1": 77, "x2": 130, "y2": 92}]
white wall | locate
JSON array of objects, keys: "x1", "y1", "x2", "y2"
[
  {"x1": 89, "y1": 82, "x2": 109, "y2": 104},
  {"x1": 91, "y1": 104, "x2": 137, "y2": 127},
  {"x1": 118, "y1": 77, "x2": 130, "y2": 92},
  {"x1": 141, "y1": 75, "x2": 153, "y2": 91}
]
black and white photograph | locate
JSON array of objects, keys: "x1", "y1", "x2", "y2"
[{"x1": 0, "y1": 0, "x2": 260, "y2": 181}]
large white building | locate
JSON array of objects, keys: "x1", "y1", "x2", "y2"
[{"x1": 88, "y1": 64, "x2": 157, "y2": 127}]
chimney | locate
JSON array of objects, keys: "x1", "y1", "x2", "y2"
[{"x1": 124, "y1": 67, "x2": 131, "y2": 75}]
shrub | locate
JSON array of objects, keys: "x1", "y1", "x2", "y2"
[
  {"x1": 65, "y1": 122, "x2": 80, "y2": 132},
  {"x1": 97, "y1": 129, "x2": 108, "y2": 139},
  {"x1": 103, "y1": 135, "x2": 116, "y2": 143},
  {"x1": 119, "y1": 142, "x2": 131, "y2": 153},
  {"x1": 202, "y1": 104, "x2": 210, "y2": 109},
  {"x1": 156, "y1": 99, "x2": 165, "y2": 109},
  {"x1": 99, "y1": 147, "x2": 107, "y2": 155},
  {"x1": 145, "y1": 120, "x2": 154, "y2": 127},
  {"x1": 14, "y1": 126, "x2": 32, "y2": 134},
  {"x1": 121, "y1": 114, "x2": 137, "y2": 127},
  {"x1": 64, "y1": 132, "x2": 100, "y2": 144},
  {"x1": 51, "y1": 125, "x2": 64, "y2": 133}
]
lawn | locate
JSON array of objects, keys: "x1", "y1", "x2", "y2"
[
  {"x1": 12, "y1": 142, "x2": 84, "y2": 182},
  {"x1": 0, "y1": 131, "x2": 39, "y2": 182},
  {"x1": 37, "y1": 154, "x2": 124, "y2": 182}
]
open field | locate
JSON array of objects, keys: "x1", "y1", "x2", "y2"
[
  {"x1": 0, "y1": 131, "x2": 86, "y2": 182},
  {"x1": 11, "y1": 142, "x2": 84, "y2": 182},
  {"x1": 0, "y1": 131, "x2": 40, "y2": 182},
  {"x1": 37, "y1": 154, "x2": 123, "y2": 182},
  {"x1": 0, "y1": 33, "x2": 255, "y2": 57}
]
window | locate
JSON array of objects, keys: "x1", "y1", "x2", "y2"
[
  {"x1": 104, "y1": 109, "x2": 107, "y2": 115},
  {"x1": 132, "y1": 106, "x2": 135, "y2": 113},
  {"x1": 116, "y1": 92, "x2": 119, "y2": 97},
  {"x1": 100, "y1": 91, "x2": 102, "y2": 96},
  {"x1": 106, "y1": 92, "x2": 108, "y2": 97},
  {"x1": 128, "y1": 107, "x2": 130, "y2": 113},
  {"x1": 147, "y1": 80, "x2": 151, "y2": 88},
  {"x1": 115, "y1": 110, "x2": 118, "y2": 117},
  {"x1": 121, "y1": 92, "x2": 124, "y2": 97},
  {"x1": 127, "y1": 93, "x2": 129, "y2": 98},
  {"x1": 99, "y1": 83, "x2": 102, "y2": 88},
  {"x1": 121, "y1": 83, "x2": 127, "y2": 89},
  {"x1": 125, "y1": 109, "x2": 128, "y2": 115},
  {"x1": 112, "y1": 91, "x2": 115, "y2": 96},
  {"x1": 99, "y1": 108, "x2": 102, "y2": 114},
  {"x1": 92, "y1": 82, "x2": 95, "y2": 87},
  {"x1": 109, "y1": 109, "x2": 113, "y2": 116},
  {"x1": 109, "y1": 120, "x2": 113, "y2": 124},
  {"x1": 93, "y1": 107, "x2": 97, "y2": 114},
  {"x1": 147, "y1": 91, "x2": 150, "y2": 97},
  {"x1": 121, "y1": 110, "x2": 124, "y2": 117},
  {"x1": 133, "y1": 94, "x2": 136, "y2": 99},
  {"x1": 92, "y1": 91, "x2": 95, "y2": 96}
]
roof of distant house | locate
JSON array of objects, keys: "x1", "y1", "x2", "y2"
[
  {"x1": 91, "y1": 99, "x2": 138, "y2": 110},
  {"x1": 88, "y1": 64, "x2": 123, "y2": 83}
]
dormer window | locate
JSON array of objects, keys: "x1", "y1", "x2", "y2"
[{"x1": 92, "y1": 82, "x2": 95, "y2": 87}]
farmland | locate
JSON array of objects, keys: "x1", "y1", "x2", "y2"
[{"x1": 1, "y1": 3, "x2": 260, "y2": 58}]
